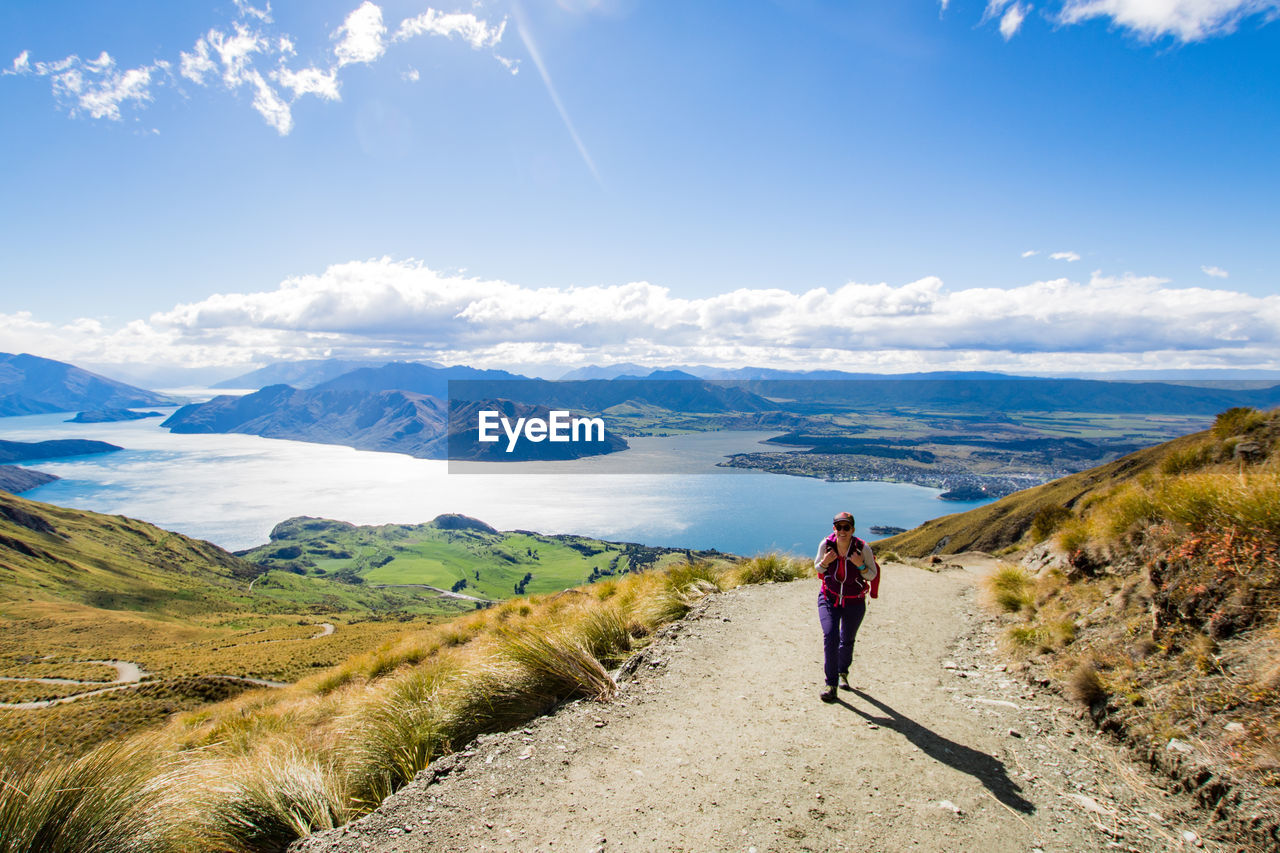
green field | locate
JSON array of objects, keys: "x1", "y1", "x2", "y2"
[{"x1": 237, "y1": 515, "x2": 709, "y2": 600}]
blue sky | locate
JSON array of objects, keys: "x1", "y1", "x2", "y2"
[{"x1": 2, "y1": 0, "x2": 1279, "y2": 379}]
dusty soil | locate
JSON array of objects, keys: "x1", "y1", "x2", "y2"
[{"x1": 294, "y1": 558, "x2": 1243, "y2": 852}]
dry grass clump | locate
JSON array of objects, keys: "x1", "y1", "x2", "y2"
[
  {"x1": 1054, "y1": 517, "x2": 1092, "y2": 555},
  {"x1": 1212, "y1": 405, "x2": 1269, "y2": 440},
  {"x1": 1065, "y1": 660, "x2": 1107, "y2": 707},
  {"x1": 340, "y1": 661, "x2": 455, "y2": 807},
  {"x1": 729, "y1": 552, "x2": 808, "y2": 586},
  {"x1": 0, "y1": 734, "x2": 191, "y2": 853},
  {"x1": 576, "y1": 603, "x2": 636, "y2": 667},
  {"x1": 190, "y1": 740, "x2": 349, "y2": 853},
  {"x1": 495, "y1": 624, "x2": 617, "y2": 704},
  {"x1": 1160, "y1": 441, "x2": 1216, "y2": 476},
  {"x1": 637, "y1": 561, "x2": 724, "y2": 626},
  {"x1": 986, "y1": 564, "x2": 1036, "y2": 614},
  {"x1": 1029, "y1": 504, "x2": 1073, "y2": 543}
]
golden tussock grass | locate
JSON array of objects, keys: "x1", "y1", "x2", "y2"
[
  {"x1": 985, "y1": 563, "x2": 1036, "y2": 614},
  {"x1": 0, "y1": 554, "x2": 769, "y2": 850},
  {"x1": 1064, "y1": 660, "x2": 1106, "y2": 707}
]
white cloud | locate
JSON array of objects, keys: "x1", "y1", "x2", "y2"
[
  {"x1": 179, "y1": 38, "x2": 218, "y2": 84},
  {"x1": 11, "y1": 1, "x2": 512, "y2": 133},
  {"x1": 395, "y1": 10, "x2": 506, "y2": 49},
  {"x1": 1202, "y1": 265, "x2": 1230, "y2": 278},
  {"x1": 12, "y1": 50, "x2": 168, "y2": 120},
  {"x1": 113, "y1": 259, "x2": 1280, "y2": 371},
  {"x1": 334, "y1": 1, "x2": 387, "y2": 67},
  {"x1": 1000, "y1": 3, "x2": 1030, "y2": 37},
  {"x1": 1022, "y1": 249, "x2": 1039, "y2": 258},
  {"x1": 248, "y1": 70, "x2": 293, "y2": 133},
  {"x1": 274, "y1": 65, "x2": 340, "y2": 100},
  {"x1": 7, "y1": 50, "x2": 31, "y2": 74},
  {"x1": 234, "y1": 0, "x2": 273, "y2": 23},
  {"x1": 402, "y1": 67, "x2": 421, "y2": 82},
  {"x1": 11, "y1": 262, "x2": 1280, "y2": 373},
  {"x1": 180, "y1": 23, "x2": 295, "y2": 132},
  {"x1": 1058, "y1": 0, "x2": 1280, "y2": 42},
  {"x1": 1050, "y1": 251, "x2": 1081, "y2": 261}
]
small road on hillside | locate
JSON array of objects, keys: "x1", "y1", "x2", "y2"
[
  {"x1": 0, "y1": 625, "x2": 335, "y2": 709},
  {"x1": 295, "y1": 559, "x2": 1227, "y2": 853}
]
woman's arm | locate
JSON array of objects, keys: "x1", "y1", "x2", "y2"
[
  {"x1": 859, "y1": 542, "x2": 879, "y2": 581},
  {"x1": 814, "y1": 539, "x2": 835, "y2": 573}
]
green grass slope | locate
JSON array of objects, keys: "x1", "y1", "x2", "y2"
[
  {"x1": 238, "y1": 514, "x2": 721, "y2": 600},
  {"x1": 0, "y1": 490, "x2": 260, "y2": 614},
  {"x1": 0, "y1": 491, "x2": 465, "y2": 618}
]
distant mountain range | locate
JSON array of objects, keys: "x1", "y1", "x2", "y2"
[
  {"x1": 0, "y1": 352, "x2": 174, "y2": 417},
  {"x1": 728, "y1": 377, "x2": 1280, "y2": 415},
  {"x1": 158, "y1": 358, "x2": 1280, "y2": 463},
  {"x1": 163, "y1": 385, "x2": 452, "y2": 457},
  {"x1": 212, "y1": 358, "x2": 422, "y2": 390},
  {"x1": 162, "y1": 384, "x2": 629, "y2": 460}
]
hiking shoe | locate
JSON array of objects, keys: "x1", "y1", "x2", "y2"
[
  {"x1": 839, "y1": 672, "x2": 852, "y2": 690},
  {"x1": 820, "y1": 686, "x2": 838, "y2": 703}
]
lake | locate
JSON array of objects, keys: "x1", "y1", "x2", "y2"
[{"x1": 0, "y1": 410, "x2": 993, "y2": 557}]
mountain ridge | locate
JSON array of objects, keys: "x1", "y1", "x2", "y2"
[{"x1": 0, "y1": 352, "x2": 174, "y2": 417}]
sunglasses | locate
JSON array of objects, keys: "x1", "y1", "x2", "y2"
[{"x1": 833, "y1": 523, "x2": 852, "y2": 531}]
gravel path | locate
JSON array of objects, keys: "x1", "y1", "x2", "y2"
[{"x1": 293, "y1": 558, "x2": 1231, "y2": 853}]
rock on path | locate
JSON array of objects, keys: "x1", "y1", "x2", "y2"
[{"x1": 293, "y1": 559, "x2": 1228, "y2": 853}]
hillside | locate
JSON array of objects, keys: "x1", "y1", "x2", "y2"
[
  {"x1": 162, "y1": 385, "x2": 452, "y2": 457},
  {"x1": 880, "y1": 406, "x2": 1280, "y2": 846},
  {"x1": 0, "y1": 465, "x2": 57, "y2": 493},
  {"x1": 3, "y1": 465, "x2": 1276, "y2": 849},
  {"x1": 239, "y1": 513, "x2": 716, "y2": 598},
  {"x1": 0, "y1": 493, "x2": 481, "y2": 757},
  {"x1": 873, "y1": 434, "x2": 1194, "y2": 556},
  {"x1": 0, "y1": 352, "x2": 174, "y2": 417},
  {"x1": 0, "y1": 489, "x2": 259, "y2": 613},
  {"x1": 0, "y1": 438, "x2": 123, "y2": 464}
]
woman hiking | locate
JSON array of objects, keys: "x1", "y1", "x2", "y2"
[{"x1": 814, "y1": 511, "x2": 879, "y2": 703}]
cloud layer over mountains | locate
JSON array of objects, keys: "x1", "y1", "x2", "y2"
[{"x1": 3, "y1": 258, "x2": 1276, "y2": 376}]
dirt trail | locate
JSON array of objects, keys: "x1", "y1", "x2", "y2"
[
  {"x1": 0, "y1": 624, "x2": 332, "y2": 709},
  {"x1": 295, "y1": 559, "x2": 1231, "y2": 853}
]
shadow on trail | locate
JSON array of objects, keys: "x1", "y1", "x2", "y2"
[{"x1": 841, "y1": 688, "x2": 1035, "y2": 814}]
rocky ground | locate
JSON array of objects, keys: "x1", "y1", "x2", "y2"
[{"x1": 293, "y1": 557, "x2": 1246, "y2": 852}]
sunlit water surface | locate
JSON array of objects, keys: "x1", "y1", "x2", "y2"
[{"x1": 1, "y1": 410, "x2": 992, "y2": 556}]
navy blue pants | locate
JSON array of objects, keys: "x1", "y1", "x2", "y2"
[{"x1": 818, "y1": 591, "x2": 866, "y2": 688}]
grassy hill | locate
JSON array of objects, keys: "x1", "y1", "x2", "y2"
[
  {"x1": 883, "y1": 407, "x2": 1280, "y2": 847},
  {"x1": 0, "y1": 495, "x2": 523, "y2": 758},
  {"x1": 873, "y1": 432, "x2": 1201, "y2": 557},
  {"x1": 0, "y1": 523, "x2": 793, "y2": 851},
  {"x1": 0, "y1": 491, "x2": 728, "y2": 762},
  {"x1": 238, "y1": 514, "x2": 715, "y2": 600}
]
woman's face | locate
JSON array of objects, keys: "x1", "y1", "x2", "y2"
[{"x1": 833, "y1": 521, "x2": 853, "y2": 540}]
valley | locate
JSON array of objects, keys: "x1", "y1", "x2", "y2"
[{"x1": 0, "y1": 489, "x2": 716, "y2": 759}]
